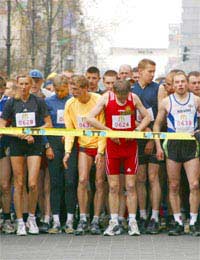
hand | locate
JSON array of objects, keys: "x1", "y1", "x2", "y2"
[
  {"x1": 156, "y1": 147, "x2": 164, "y2": 161},
  {"x1": 61, "y1": 136, "x2": 65, "y2": 144},
  {"x1": 110, "y1": 138, "x2": 121, "y2": 145},
  {"x1": 25, "y1": 135, "x2": 34, "y2": 144},
  {"x1": 194, "y1": 130, "x2": 200, "y2": 143},
  {"x1": 144, "y1": 140, "x2": 154, "y2": 155},
  {"x1": 46, "y1": 147, "x2": 54, "y2": 160},
  {"x1": 95, "y1": 153, "x2": 104, "y2": 169},
  {"x1": 63, "y1": 152, "x2": 70, "y2": 169}
]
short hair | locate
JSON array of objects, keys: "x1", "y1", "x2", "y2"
[
  {"x1": 170, "y1": 69, "x2": 184, "y2": 74},
  {"x1": 103, "y1": 70, "x2": 118, "y2": 79},
  {"x1": 0, "y1": 76, "x2": 6, "y2": 88},
  {"x1": 188, "y1": 71, "x2": 200, "y2": 80},
  {"x1": 16, "y1": 74, "x2": 33, "y2": 84},
  {"x1": 138, "y1": 59, "x2": 156, "y2": 70},
  {"x1": 71, "y1": 75, "x2": 89, "y2": 89},
  {"x1": 86, "y1": 66, "x2": 100, "y2": 76},
  {"x1": 53, "y1": 75, "x2": 68, "y2": 87},
  {"x1": 119, "y1": 64, "x2": 132, "y2": 72},
  {"x1": 172, "y1": 71, "x2": 188, "y2": 83},
  {"x1": 6, "y1": 79, "x2": 17, "y2": 91},
  {"x1": 132, "y1": 67, "x2": 138, "y2": 73},
  {"x1": 113, "y1": 79, "x2": 131, "y2": 95}
]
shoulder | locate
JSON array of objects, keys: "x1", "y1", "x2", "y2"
[
  {"x1": 91, "y1": 92, "x2": 101, "y2": 100},
  {"x1": 65, "y1": 96, "x2": 75, "y2": 108}
]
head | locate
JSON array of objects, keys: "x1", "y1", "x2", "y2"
[
  {"x1": 17, "y1": 74, "x2": 33, "y2": 99},
  {"x1": 62, "y1": 70, "x2": 74, "y2": 80},
  {"x1": 0, "y1": 76, "x2": 6, "y2": 98},
  {"x1": 103, "y1": 70, "x2": 118, "y2": 91},
  {"x1": 53, "y1": 75, "x2": 69, "y2": 99},
  {"x1": 29, "y1": 69, "x2": 44, "y2": 94},
  {"x1": 85, "y1": 66, "x2": 100, "y2": 92},
  {"x1": 113, "y1": 79, "x2": 131, "y2": 104},
  {"x1": 163, "y1": 71, "x2": 177, "y2": 94},
  {"x1": 172, "y1": 71, "x2": 188, "y2": 96},
  {"x1": 4, "y1": 79, "x2": 18, "y2": 97},
  {"x1": 138, "y1": 59, "x2": 156, "y2": 85},
  {"x1": 132, "y1": 67, "x2": 139, "y2": 83},
  {"x1": 44, "y1": 80, "x2": 54, "y2": 92},
  {"x1": 70, "y1": 75, "x2": 89, "y2": 99},
  {"x1": 188, "y1": 71, "x2": 200, "y2": 97},
  {"x1": 118, "y1": 64, "x2": 132, "y2": 80}
]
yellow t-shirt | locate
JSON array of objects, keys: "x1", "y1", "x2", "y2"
[{"x1": 64, "y1": 93, "x2": 105, "y2": 153}]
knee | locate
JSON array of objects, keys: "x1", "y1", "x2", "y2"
[
  {"x1": 126, "y1": 183, "x2": 136, "y2": 194},
  {"x1": 148, "y1": 173, "x2": 159, "y2": 186},
  {"x1": 109, "y1": 183, "x2": 119, "y2": 194},
  {"x1": 29, "y1": 183, "x2": 38, "y2": 193},
  {"x1": 190, "y1": 181, "x2": 199, "y2": 192},
  {"x1": 136, "y1": 174, "x2": 146, "y2": 184},
  {"x1": 1, "y1": 183, "x2": 11, "y2": 193},
  {"x1": 95, "y1": 180, "x2": 104, "y2": 191},
  {"x1": 169, "y1": 182, "x2": 179, "y2": 194},
  {"x1": 78, "y1": 177, "x2": 88, "y2": 188}
]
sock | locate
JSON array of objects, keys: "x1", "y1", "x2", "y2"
[
  {"x1": 151, "y1": 210, "x2": 159, "y2": 222},
  {"x1": 3, "y1": 213, "x2": 11, "y2": 221},
  {"x1": 67, "y1": 213, "x2": 74, "y2": 223},
  {"x1": 111, "y1": 214, "x2": 118, "y2": 224},
  {"x1": 44, "y1": 215, "x2": 50, "y2": 224},
  {"x1": 92, "y1": 215, "x2": 99, "y2": 223},
  {"x1": 17, "y1": 218, "x2": 24, "y2": 224},
  {"x1": 174, "y1": 213, "x2": 183, "y2": 225},
  {"x1": 80, "y1": 214, "x2": 87, "y2": 222},
  {"x1": 53, "y1": 214, "x2": 60, "y2": 225},
  {"x1": 140, "y1": 210, "x2": 147, "y2": 220},
  {"x1": 190, "y1": 213, "x2": 198, "y2": 226},
  {"x1": 129, "y1": 214, "x2": 136, "y2": 224},
  {"x1": 28, "y1": 213, "x2": 35, "y2": 220},
  {"x1": 23, "y1": 213, "x2": 28, "y2": 223}
]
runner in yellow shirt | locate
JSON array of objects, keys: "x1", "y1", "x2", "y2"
[{"x1": 63, "y1": 75, "x2": 105, "y2": 235}]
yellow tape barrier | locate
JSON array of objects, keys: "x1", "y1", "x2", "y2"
[{"x1": 0, "y1": 127, "x2": 195, "y2": 140}]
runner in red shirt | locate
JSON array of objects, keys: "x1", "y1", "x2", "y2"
[{"x1": 87, "y1": 79, "x2": 150, "y2": 236}]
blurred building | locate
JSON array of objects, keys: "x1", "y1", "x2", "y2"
[{"x1": 179, "y1": 0, "x2": 200, "y2": 72}]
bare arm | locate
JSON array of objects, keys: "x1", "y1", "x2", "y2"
[
  {"x1": 86, "y1": 93, "x2": 109, "y2": 130},
  {"x1": 158, "y1": 84, "x2": 168, "y2": 109},
  {"x1": 153, "y1": 98, "x2": 168, "y2": 159},
  {"x1": 41, "y1": 115, "x2": 52, "y2": 128}
]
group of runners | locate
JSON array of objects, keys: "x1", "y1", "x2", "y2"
[{"x1": 0, "y1": 58, "x2": 200, "y2": 237}]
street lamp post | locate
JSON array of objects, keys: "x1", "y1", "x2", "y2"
[{"x1": 6, "y1": 0, "x2": 11, "y2": 78}]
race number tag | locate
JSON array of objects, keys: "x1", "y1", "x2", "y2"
[
  {"x1": 175, "y1": 113, "x2": 194, "y2": 132},
  {"x1": 112, "y1": 115, "x2": 131, "y2": 129},
  {"x1": 57, "y1": 109, "x2": 64, "y2": 124},
  {"x1": 77, "y1": 116, "x2": 91, "y2": 129},
  {"x1": 16, "y1": 112, "x2": 36, "y2": 127}
]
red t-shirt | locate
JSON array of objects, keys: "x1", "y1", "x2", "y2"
[{"x1": 105, "y1": 91, "x2": 137, "y2": 158}]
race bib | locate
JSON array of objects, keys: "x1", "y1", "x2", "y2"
[
  {"x1": 147, "y1": 108, "x2": 154, "y2": 121},
  {"x1": 16, "y1": 112, "x2": 36, "y2": 127},
  {"x1": 175, "y1": 113, "x2": 194, "y2": 132},
  {"x1": 57, "y1": 109, "x2": 64, "y2": 124},
  {"x1": 77, "y1": 116, "x2": 91, "y2": 129},
  {"x1": 112, "y1": 115, "x2": 131, "y2": 129}
]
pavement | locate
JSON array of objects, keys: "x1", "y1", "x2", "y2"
[{"x1": 1, "y1": 233, "x2": 200, "y2": 260}]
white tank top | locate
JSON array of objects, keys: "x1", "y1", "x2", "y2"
[{"x1": 167, "y1": 92, "x2": 198, "y2": 133}]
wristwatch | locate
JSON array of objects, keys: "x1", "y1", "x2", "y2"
[{"x1": 45, "y1": 142, "x2": 51, "y2": 149}]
